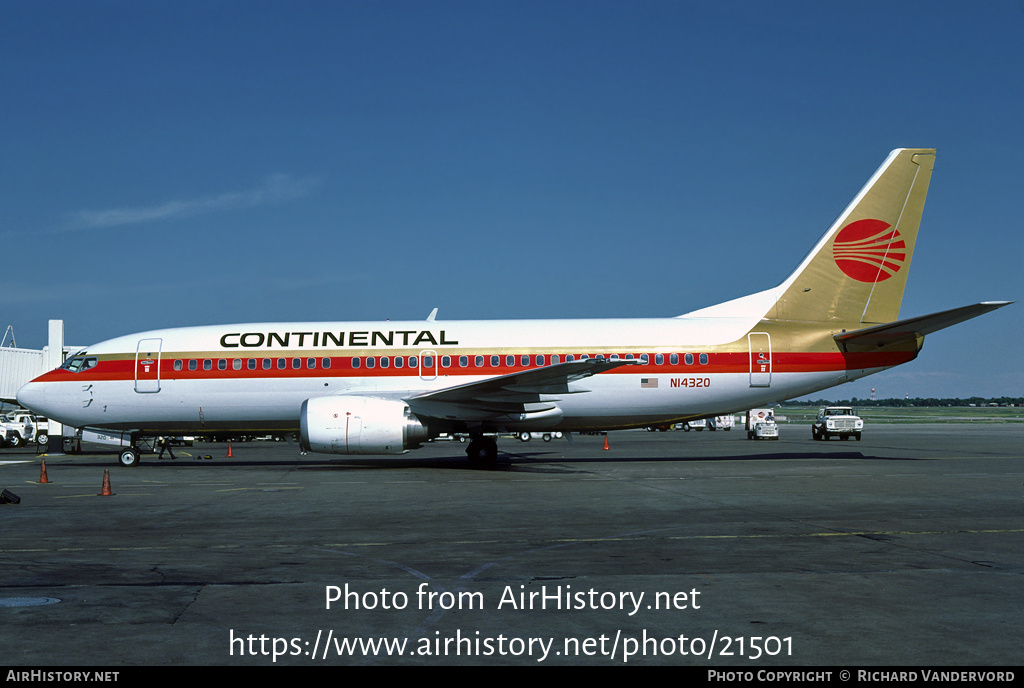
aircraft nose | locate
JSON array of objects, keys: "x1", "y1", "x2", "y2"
[{"x1": 16, "y1": 381, "x2": 47, "y2": 414}]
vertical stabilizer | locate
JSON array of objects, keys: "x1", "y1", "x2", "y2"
[{"x1": 772, "y1": 148, "x2": 935, "y2": 325}]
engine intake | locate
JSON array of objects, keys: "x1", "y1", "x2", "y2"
[{"x1": 299, "y1": 396, "x2": 431, "y2": 455}]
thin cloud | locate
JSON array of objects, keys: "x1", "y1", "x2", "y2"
[{"x1": 63, "y1": 173, "x2": 321, "y2": 231}]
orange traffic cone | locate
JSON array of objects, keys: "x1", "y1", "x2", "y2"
[
  {"x1": 39, "y1": 459, "x2": 49, "y2": 483},
  {"x1": 227, "y1": 442, "x2": 233, "y2": 458},
  {"x1": 603, "y1": 436, "x2": 610, "y2": 450},
  {"x1": 99, "y1": 470, "x2": 113, "y2": 496}
]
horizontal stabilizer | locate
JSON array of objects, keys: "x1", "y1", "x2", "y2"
[{"x1": 834, "y1": 301, "x2": 1012, "y2": 353}]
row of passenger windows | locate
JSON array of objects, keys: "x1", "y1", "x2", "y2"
[
  {"x1": 174, "y1": 358, "x2": 333, "y2": 372},
  {"x1": 357, "y1": 353, "x2": 710, "y2": 368},
  {"x1": 170, "y1": 352, "x2": 710, "y2": 372}
]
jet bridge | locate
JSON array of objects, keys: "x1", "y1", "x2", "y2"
[{"x1": 0, "y1": 321, "x2": 79, "y2": 452}]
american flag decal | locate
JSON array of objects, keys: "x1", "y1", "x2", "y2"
[{"x1": 641, "y1": 378, "x2": 658, "y2": 389}]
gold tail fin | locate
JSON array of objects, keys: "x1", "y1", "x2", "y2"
[{"x1": 772, "y1": 148, "x2": 935, "y2": 325}]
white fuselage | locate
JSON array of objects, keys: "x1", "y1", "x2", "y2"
[{"x1": 17, "y1": 314, "x2": 889, "y2": 437}]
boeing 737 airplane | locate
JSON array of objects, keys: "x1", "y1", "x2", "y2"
[{"x1": 17, "y1": 149, "x2": 1010, "y2": 466}]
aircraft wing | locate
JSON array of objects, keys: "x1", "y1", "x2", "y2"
[
  {"x1": 405, "y1": 358, "x2": 637, "y2": 422},
  {"x1": 835, "y1": 301, "x2": 1012, "y2": 353}
]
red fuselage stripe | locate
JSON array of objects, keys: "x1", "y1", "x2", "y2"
[{"x1": 37, "y1": 350, "x2": 916, "y2": 383}]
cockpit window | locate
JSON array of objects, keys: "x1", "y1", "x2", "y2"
[{"x1": 61, "y1": 356, "x2": 98, "y2": 373}]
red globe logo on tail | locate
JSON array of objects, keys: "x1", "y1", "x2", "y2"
[{"x1": 832, "y1": 219, "x2": 906, "y2": 283}]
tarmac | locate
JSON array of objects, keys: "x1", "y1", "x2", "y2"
[{"x1": 1, "y1": 423, "x2": 1021, "y2": 666}]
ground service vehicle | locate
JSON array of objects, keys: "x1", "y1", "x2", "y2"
[
  {"x1": 711, "y1": 415, "x2": 735, "y2": 430},
  {"x1": 0, "y1": 410, "x2": 49, "y2": 447},
  {"x1": 518, "y1": 431, "x2": 563, "y2": 442},
  {"x1": 746, "y1": 409, "x2": 779, "y2": 440},
  {"x1": 812, "y1": 407, "x2": 864, "y2": 440}
]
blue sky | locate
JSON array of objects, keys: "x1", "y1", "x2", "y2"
[{"x1": 1, "y1": 1, "x2": 1020, "y2": 399}]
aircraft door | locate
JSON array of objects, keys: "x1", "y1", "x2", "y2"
[
  {"x1": 419, "y1": 350, "x2": 437, "y2": 381},
  {"x1": 748, "y1": 332, "x2": 772, "y2": 388},
  {"x1": 135, "y1": 338, "x2": 163, "y2": 393}
]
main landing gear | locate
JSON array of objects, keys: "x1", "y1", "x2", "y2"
[{"x1": 465, "y1": 435, "x2": 498, "y2": 467}]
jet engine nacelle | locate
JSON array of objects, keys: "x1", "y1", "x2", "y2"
[{"x1": 299, "y1": 396, "x2": 431, "y2": 455}]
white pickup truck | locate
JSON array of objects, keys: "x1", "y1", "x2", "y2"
[
  {"x1": 0, "y1": 410, "x2": 50, "y2": 447},
  {"x1": 812, "y1": 407, "x2": 863, "y2": 441}
]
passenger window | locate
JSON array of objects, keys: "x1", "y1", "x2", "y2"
[
  {"x1": 521, "y1": 355, "x2": 529, "y2": 366},
  {"x1": 441, "y1": 356, "x2": 451, "y2": 367},
  {"x1": 307, "y1": 358, "x2": 316, "y2": 369},
  {"x1": 174, "y1": 360, "x2": 183, "y2": 371},
  {"x1": 670, "y1": 354, "x2": 678, "y2": 365},
  {"x1": 408, "y1": 356, "x2": 417, "y2": 368},
  {"x1": 394, "y1": 356, "x2": 404, "y2": 368},
  {"x1": 685, "y1": 353, "x2": 693, "y2": 365},
  {"x1": 459, "y1": 355, "x2": 469, "y2": 367},
  {"x1": 233, "y1": 359, "x2": 242, "y2": 370},
  {"x1": 366, "y1": 357, "x2": 375, "y2": 369},
  {"x1": 566, "y1": 354, "x2": 574, "y2": 362},
  {"x1": 277, "y1": 359, "x2": 286, "y2": 370},
  {"x1": 536, "y1": 355, "x2": 545, "y2": 366},
  {"x1": 491, "y1": 355, "x2": 500, "y2": 367},
  {"x1": 247, "y1": 359, "x2": 256, "y2": 370},
  {"x1": 655, "y1": 354, "x2": 664, "y2": 365},
  {"x1": 506, "y1": 355, "x2": 514, "y2": 367},
  {"x1": 203, "y1": 360, "x2": 212, "y2": 371},
  {"x1": 380, "y1": 357, "x2": 390, "y2": 368},
  {"x1": 292, "y1": 358, "x2": 301, "y2": 369},
  {"x1": 475, "y1": 355, "x2": 484, "y2": 367},
  {"x1": 189, "y1": 360, "x2": 198, "y2": 371},
  {"x1": 551, "y1": 354, "x2": 560, "y2": 364},
  {"x1": 700, "y1": 353, "x2": 708, "y2": 365},
  {"x1": 352, "y1": 358, "x2": 361, "y2": 369},
  {"x1": 262, "y1": 358, "x2": 271, "y2": 370},
  {"x1": 322, "y1": 358, "x2": 331, "y2": 369},
  {"x1": 640, "y1": 354, "x2": 649, "y2": 364}
]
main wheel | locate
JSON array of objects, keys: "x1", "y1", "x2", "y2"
[{"x1": 466, "y1": 437, "x2": 498, "y2": 467}]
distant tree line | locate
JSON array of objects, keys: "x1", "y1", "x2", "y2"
[{"x1": 787, "y1": 397, "x2": 1022, "y2": 407}]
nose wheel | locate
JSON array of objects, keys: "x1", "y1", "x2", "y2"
[{"x1": 117, "y1": 448, "x2": 141, "y2": 467}]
